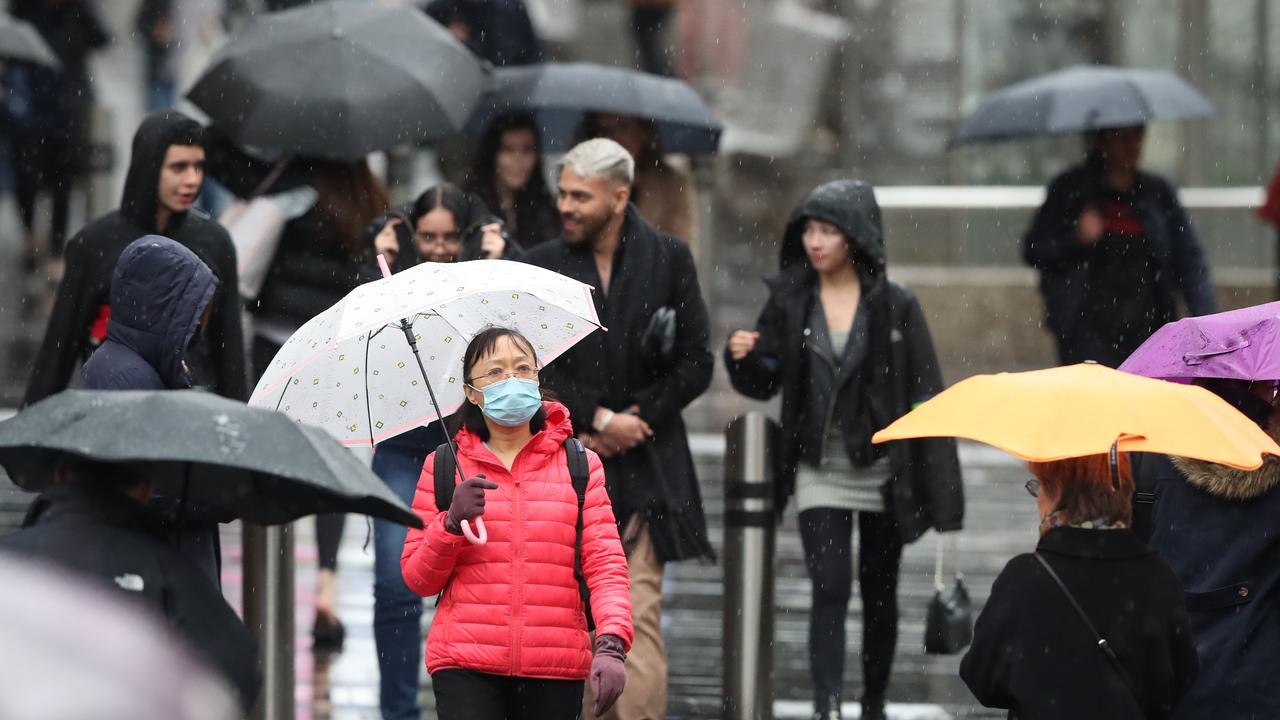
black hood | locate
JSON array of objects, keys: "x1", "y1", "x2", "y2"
[
  {"x1": 106, "y1": 235, "x2": 217, "y2": 389},
  {"x1": 121, "y1": 111, "x2": 205, "y2": 234},
  {"x1": 780, "y1": 179, "x2": 887, "y2": 278}
]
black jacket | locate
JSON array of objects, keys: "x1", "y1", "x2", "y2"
[
  {"x1": 25, "y1": 111, "x2": 247, "y2": 406},
  {"x1": 0, "y1": 483, "x2": 259, "y2": 712},
  {"x1": 523, "y1": 205, "x2": 715, "y2": 563},
  {"x1": 74, "y1": 237, "x2": 225, "y2": 583},
  {"x1": 724, "y1": 179, "x2": 963, "y2": 542},
  {"x1": 1148, "y1": 455, "x2": 1280, "y2": 719},
  {"x1": 960, "y1": 527, "x2": 1198, "y2": 719},
  {"x1": 202, "y1": 137, "x2": 369, "y2": 336},
  {"x1": 1023, "y1": 162, "x2": 1216, "y2": 360},
  {"x1": 78, "y1": 236, "x2": 216, "y2": 391}
]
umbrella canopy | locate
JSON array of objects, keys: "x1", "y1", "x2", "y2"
[
  {"x1": 952, "y1": 65, "x2": 1214, "y2": 145},
  {"x1": 249, "y1": 259, "x2": 602, "y2": 447},
  {"x1": 186, "y1": 0, "x2": 486, "y2": 159},
  {"x1": 0, "y1": 12, "x2": 59, "y2": 68},
  {"x1": 466, "y1": 62, "x2": 721, "y2": 154},
  {"x1": 1119, "y1": 301, "x2": 1280, "y2": 383},
  {"x1": 871, "y1": 363, "x2": 1280, "y2": 470},
  {"x1": 0, "y1": 390, "x2": 422, "y2": 527}
]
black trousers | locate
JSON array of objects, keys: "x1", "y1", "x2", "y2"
[
  {"x1": 433, "y1": 669, "x2": 585, "y2": 720},
  {"x1": 799, "y1": 508, "x2": 903, "y2": 710},
  {"x1": 14, "y1": 132, "x2": 75, "y2": 257}
]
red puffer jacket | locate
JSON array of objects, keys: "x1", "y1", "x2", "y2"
[{"x1": 401, "y1": 401, "x2": 633, "y2": 679}]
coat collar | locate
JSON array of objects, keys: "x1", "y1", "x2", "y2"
[{"x1": 1037, "y1": 526, "x2": 1151, "y2": 560}]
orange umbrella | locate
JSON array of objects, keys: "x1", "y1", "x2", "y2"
[{"x1": 871, "y1": 363, "x2": 1280, "y2": 470}]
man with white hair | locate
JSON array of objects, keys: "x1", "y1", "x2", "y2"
[{"x1": 524, "y1": 138, "x2": 715, "y2": 719}]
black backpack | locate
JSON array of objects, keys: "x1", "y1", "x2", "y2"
[{"x1": 433, "y1": 437, "x2": 595, "y2": 630}]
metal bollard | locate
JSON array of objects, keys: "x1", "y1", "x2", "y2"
[
  {"x1": 243, "y1": 522, "x2": 295, "y2": 720},
  {"x1": 722, "y1": 412, "x2": 778, "y2": 720}
]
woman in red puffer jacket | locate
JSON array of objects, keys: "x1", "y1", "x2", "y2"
[{"x1": 401, "y1": 327, "x2": 633, "y2": 720}]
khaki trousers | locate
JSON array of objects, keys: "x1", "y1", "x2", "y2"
[{"x1": 584, "y1": 515, "x2": 667, "y2": 720}]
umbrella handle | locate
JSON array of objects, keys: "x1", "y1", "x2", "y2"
[
  {"x1": 461, "y1": 517, "x2": 487, "y2": 545},
  {"x1": 377, "y1": 253, "x2": 393, "y2": 279}
]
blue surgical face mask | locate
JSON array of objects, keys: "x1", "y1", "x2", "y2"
[{"x1": 476, "y1": 377, "x2": 542, "y2": 427}]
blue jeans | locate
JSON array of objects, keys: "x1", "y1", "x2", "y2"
[{"x1": 372, "y1": 425, "x2": 442, "y2": 720}]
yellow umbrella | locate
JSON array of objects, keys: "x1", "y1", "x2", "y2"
[{"x1": 871, "y1": 363, "x2": 1280, "y2": 470}]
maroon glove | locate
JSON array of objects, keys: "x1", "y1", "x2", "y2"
[
  {"x1": 590, "y1": 633, "x2": 627, "y2": 716},
  {"x1": 444, "y1": 474, "x2": 498, "y2": 535}
]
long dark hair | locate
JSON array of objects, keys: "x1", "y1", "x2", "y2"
[
  {"x1": 303, "y1": 158, "x2": 390, "y2": 257},
  {"x1": 409, "y1": 183, "x2": 473, "y2": 231},
  {"x1": 453, "y1": 327, "x2": 547, "y2": 442},
  {"x1": 465, "y1": 113, "x2": 556, "y2": 241}
]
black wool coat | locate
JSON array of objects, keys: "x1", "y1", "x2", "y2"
[
  {"x1": 523, "y1": 205, "x2": 715, "y2": 563},
  {"x1": 961, "y1": 527, "x2": 1198, "y2": 720}
]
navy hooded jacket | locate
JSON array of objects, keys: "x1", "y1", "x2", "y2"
[{"x1": 78, "y1": 236, "x2": 217, "y2": 391}]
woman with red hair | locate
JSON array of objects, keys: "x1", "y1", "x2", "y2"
[{"x1": 960, "y1": 453, "x2": 1198, "y2": 719}]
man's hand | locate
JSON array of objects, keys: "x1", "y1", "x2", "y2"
[
  {"x1": 727, "y1": 330, "x2": 759, "y2": 361},
  {"x1": 579, "y1": 433, "x2": 615, "y2": 459},
  {"x1": 1077, "y1": 208, "x2": 1104, "y2": 246},
  {"x1": 594, "y1": 408, "x2": 653, "y2": 454},
  {"x1": 479, "y1": 223, "x2": 506, "y2": 259},
  {"x1": 374, "y1": 218, "x2": 402, "y2": 266}
]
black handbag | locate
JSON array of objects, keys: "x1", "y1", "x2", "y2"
[
  {"x1": 924, "y1": 533, "x2": 973, "y2": 655},
  {"x1": 640, "y1": 306, "x2": 677, "y2": 370}
]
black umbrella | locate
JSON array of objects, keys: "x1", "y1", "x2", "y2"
[
  {"x1": 0, "y1": 390, "x2": 422, "y2": 528},
  {"x1": 0, "y1": 12, "x2": 60, "y2": 68},
  {"x1": 952, "y1": 65, "x2": 1215, "y2": 145},
  {"x1": 186, "y1": 1, "x2": 486, "y2": 160},
  {"x1": 465, "y1": 62, "x2": 722, "y2": 154}
]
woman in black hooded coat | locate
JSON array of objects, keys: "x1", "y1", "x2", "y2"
[{"x1": 724, "y1": 179, "x2": 963, "y2": 720}]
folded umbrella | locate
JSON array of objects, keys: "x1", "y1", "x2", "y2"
[
  {"x1": 1119, "y1": 301, "x2": 1280, "y2": 383},
  {"x1": 0, "y1": 390, "x2": 422, "y2": 527},
  {"x1": 0, "y1": 13, "x2": 59, "y2": 68},
  {"x1": 872, "y1": 363, "x2": 1280, "y2": 470},
  {"x1": 466, "y1": 62, "x2": 721, "y2": 154},
  {"x1": 186, "y1": 0, "x2": 485, "y2": 159},
  {"x1": 952, "y1": 65, "x2": 1214, "y2": 145}
]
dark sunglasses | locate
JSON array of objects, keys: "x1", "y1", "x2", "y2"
[{"x1": 1025, "y1": 477, "x2": 1041, "y2": 498}]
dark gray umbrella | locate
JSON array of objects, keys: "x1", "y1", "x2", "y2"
[
  {"x1": 953, "y1": 65, "x2": 1215, "y2": 145},
  {"x1": 0, "y1": 390, "x2": 422, "y2": 528},
  {"x1": 465, "y1": 62, "x2": 722, "y2": 154},
  {"x1": 0, "y1": 12, "x2": 60, "y2": 68},
  {"x1": 186, "y1": 1, "x2": 485, "y2": 160}
]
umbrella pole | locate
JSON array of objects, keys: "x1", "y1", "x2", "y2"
[{"x1": 397, "y1": 319, "x2": 466, "y2": 486}]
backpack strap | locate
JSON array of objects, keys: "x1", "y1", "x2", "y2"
[
  {"x1": 433, "y1": 441, "x2": 456, "y2": 512},
  {"x1": 564, "y1": 437, "x2": 595, "y2": 631}
]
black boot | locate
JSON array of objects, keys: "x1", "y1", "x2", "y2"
[{"x1": 859, "y1": 696, "x2": 886, "y2": 720}]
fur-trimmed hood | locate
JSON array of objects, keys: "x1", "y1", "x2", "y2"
[{"x1": 1173, "y1": 444, "x2": 1280, "y2": 501}]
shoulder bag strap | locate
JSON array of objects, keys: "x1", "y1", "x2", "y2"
[{"x1": 1033, "y1": 552, "x2": 1142, "y2": 708}]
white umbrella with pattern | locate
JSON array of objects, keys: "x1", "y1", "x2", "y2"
[{"x1": 250, "y1": 259, "x2": 601, "y2": 448}]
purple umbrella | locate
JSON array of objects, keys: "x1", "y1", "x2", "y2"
[{"x1": 1119, "y1": 301, "x2": 1280, "y2": 382}]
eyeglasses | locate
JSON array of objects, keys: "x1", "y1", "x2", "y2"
[
  {"x1": 1025, "y1": 477, "x2": 1041, "y2": 498},
  {"x1": 466, "y1": 364, "x2": 539, "y2": 386}
]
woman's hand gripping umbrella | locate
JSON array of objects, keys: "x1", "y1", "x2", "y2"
[{"x1": 249, "y1": 254, "x2": 604, "y2": 544}]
